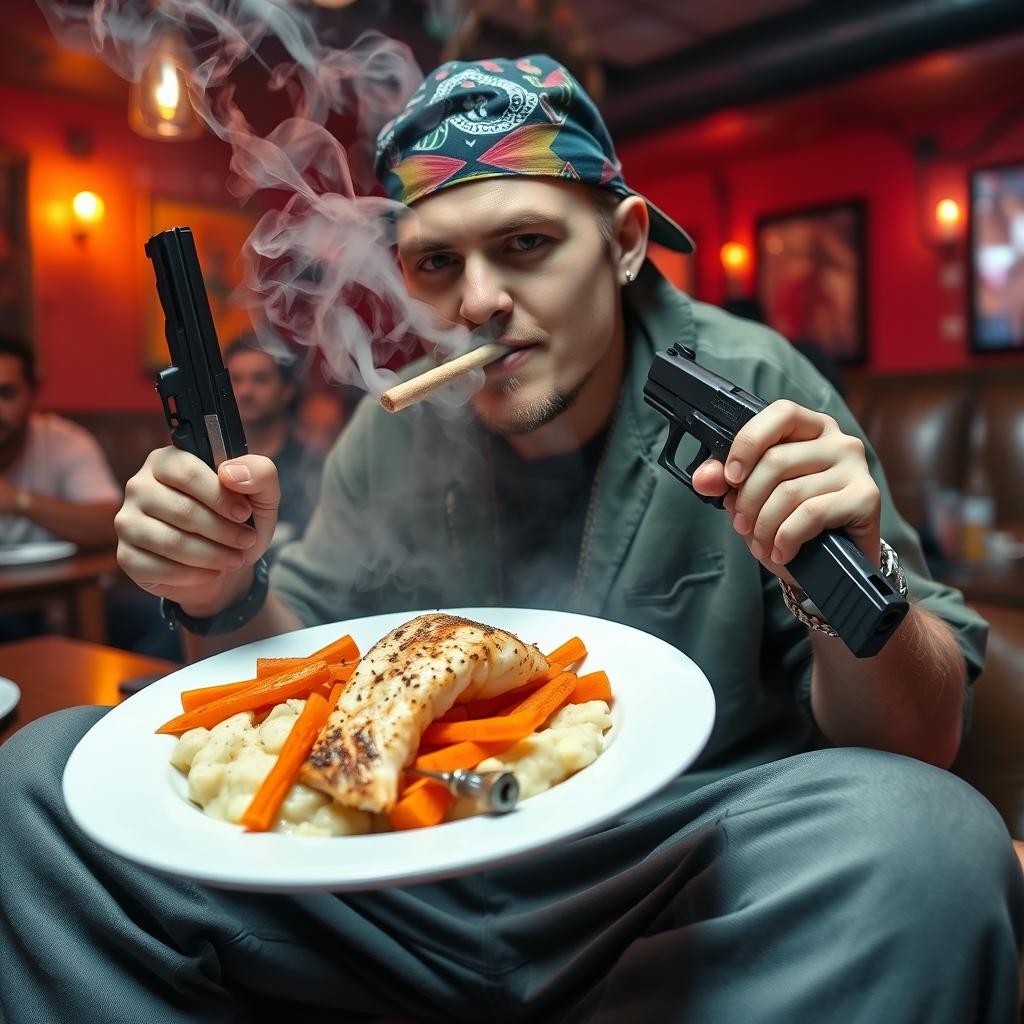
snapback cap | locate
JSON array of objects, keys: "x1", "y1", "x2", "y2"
[{"x1": 374, "y1": 54, "x2": 694, "y2": 254}]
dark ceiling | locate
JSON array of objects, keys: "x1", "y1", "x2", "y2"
[{"x1": 3, "y1": 0, "x2": 1024, "y2": 144}]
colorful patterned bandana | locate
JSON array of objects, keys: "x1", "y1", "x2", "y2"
[{"x1": 374, "y1": 54, "x2": 694, "y2": 253}]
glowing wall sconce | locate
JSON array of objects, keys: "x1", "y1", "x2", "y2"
[
  {"x1": 934, "y1": 197, "x2": 962, "y2": 244},
  {"x1": 128, "y1": 31, "x2": 203, "y2": 140},
  {"x1": 720, "y1": 240, "x2": 751, "y2": 294},
  {"x1": 71, "y1": 190, "x2": 105, "y2": 242},
  {"x1": 720, "y1": 241, "x2": 751, "y2": 272}
]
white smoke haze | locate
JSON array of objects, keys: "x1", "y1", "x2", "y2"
[{"x1": 36, "y1": 0, "x2": 484, "y2": 404}]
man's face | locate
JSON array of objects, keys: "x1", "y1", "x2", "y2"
[
  {"x1": 0, "y1": 355, "x2": 34, "y2": 448},
  {"x1": 396, "y1": 178, "x2": 621, "y2": 435},
  {"x1": 227, "y1": 350, "x2": 292, "y2": 431}
]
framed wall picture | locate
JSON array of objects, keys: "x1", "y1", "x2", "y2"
[
  {"x1": 756, "y1": 200, "x2": 867, "y2": 365},
  {"x1": 145, "y1": 198, "x2": 259, "y2": 369},
  {"x1": 647, "y1": 240, "x2": 698, "y2": 297},
  {"x1": 0, "y1": 148, "x2": 33, "y2": 348},
  {"x1": 969, "y1": 162, "x2": 1024, "y2": 352}
]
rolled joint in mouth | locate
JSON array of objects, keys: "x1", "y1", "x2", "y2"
[{"x1": 379, "y1": 342, "x2": 509, "y2": 413}]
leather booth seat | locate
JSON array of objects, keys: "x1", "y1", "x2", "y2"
[{"x1": 845, "y1": 367, "x2": 1024, "y2": 840}]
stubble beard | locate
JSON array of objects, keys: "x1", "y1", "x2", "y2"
[{"x1": 479, "y1": 365, "x2": 597, "y2": 437}]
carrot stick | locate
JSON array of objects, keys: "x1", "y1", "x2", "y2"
[
  {"x1": 253, "y1": 633, "x2": 359, "y2": 678},
  {"x1": 180, "y1": 678, "x2": 260, "y2": 713},
  {"x1": 240, "y1": 683, "x2": 344, "y2": 832},
  {"x1": 157, "y1": 661, "x2": 332, "y2": 735},
  {"x1": 257, "y1": 656, "x2": 353, "y2": 677},
  {"x1": 256, "y1": 657, "x2": 308, "y2": 677},
  {"x1": 542, "y1": 636, "x2": 587, "y2": 669},
  {"x1": 389, "y1": 777, "x2": 451, "y2": 830},
  {"x1": 308, "y1": 633, "x2": 360, "y2": 663},
  {"x1": 414, "y1": 739, "x2": 513, "y2": 774},
  {"x1": 441, "y1": 637, "x2": 589, "y2": 721},
  {"x1": 420, "y1": 672, "x2": 576, "y2": 746},
  {"x1": 570, "y1": 670, "x2": 612, "y2": 705},
  {"x1": 181, "y1": 661, "x2": 354, "y2": 713},
  {"x1": 441, "y1": 683, "x2": 538, "y2": 722}
]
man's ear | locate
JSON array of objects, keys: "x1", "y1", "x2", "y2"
[{"x1": 612, "y1": 195, "x2": 649, "y2": 284}]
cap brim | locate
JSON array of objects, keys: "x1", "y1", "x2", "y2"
[{"x1": 644, "y1": 195, "x2": 695, "y2": 254}]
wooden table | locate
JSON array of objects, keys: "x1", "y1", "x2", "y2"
[
  {"x1": 0, "y1": 635, "x2": 179, "y2": 744},
  {"x1": 0, "y1": 551, "x2": 118, "y2": 644}
]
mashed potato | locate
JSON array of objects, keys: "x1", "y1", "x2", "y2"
[
  {"x1": 451, "y1": 699, "x2": 613, "y2": 817},
  {"x1": 170, "y1": 699, "x2": 375, "y2": 837},
  {"x1": 171, "y1": 697, "x2": 613, "y2": 834}
]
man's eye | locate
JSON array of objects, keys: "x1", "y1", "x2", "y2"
[
  {"x1": 508, "y1": 234, "x2": 547, "y2": 253},
  {"x1": 418, "y1": 253, "x2": 456, "y2": 273}
]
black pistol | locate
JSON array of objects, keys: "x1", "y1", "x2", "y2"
[
  {"x1": 145, "y1": 227, "x2": 249, "y2": 471},
  {"x1": 643, "y1": 344, "x2": 909, "y2": 658}
]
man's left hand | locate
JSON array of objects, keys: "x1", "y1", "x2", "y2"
[{"x1": 691, "y1": 399, "x2": 881, "y2": 585}]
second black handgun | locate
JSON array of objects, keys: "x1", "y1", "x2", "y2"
[
  {"x1": 145, "y1": 226, "x2": 248, "y2": 470},
  {"x1": 643, "y1": 344, "x2": 909, "y2": 659}
]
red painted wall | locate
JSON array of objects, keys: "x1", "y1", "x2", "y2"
[
  {"x1": 0, "y1": 82, "x2": 236, "y2": 411},
  {"x1": 4, "y1": 72, "x2": 1023, "y2": 414},
  {"x1": 619, "y1": 100, "x2": 1024, "y2": 373}
]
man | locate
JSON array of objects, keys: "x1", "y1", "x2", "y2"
[
  {"x1": 1, "y1": 57, "x2": 1021, "y2": 1024},
  {"x1": 0, "y1": 338, "x2": 120, "y2": 549},
  {"x1": 224, "y1": 335, "x2": 321, "y2": 549},
  {"x1": 296, "y1": 387, "x2": 349, "y2": 459}
]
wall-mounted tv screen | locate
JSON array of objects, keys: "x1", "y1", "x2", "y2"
[{"x1": 971, "y1": 163, "x2": 1024, "y2": 352}]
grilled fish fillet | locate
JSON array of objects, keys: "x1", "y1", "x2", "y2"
[{"x1": 300, "y1": 613, "x2": 549, "y2": 813}]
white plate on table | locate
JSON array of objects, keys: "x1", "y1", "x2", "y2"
[
  {"x1": 63, "y1": 607, "x2": 715, "y2": 893},
  {"x1": 0, "y1": 541, "x2": 77, "y2": 567},
  {"x1": 0, "y1": 676, "x2": 20, "y2": 720}
]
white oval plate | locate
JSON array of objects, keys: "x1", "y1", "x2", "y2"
[
  {"x1": 0, "y1": 541, "x2": 77, "y2": 567},
  {"x1": 63, "y1": 608, "x2": 715, "y2": 893},
  {"x1": 0, "y1": 676, "x2": 20, "y2": 720}
]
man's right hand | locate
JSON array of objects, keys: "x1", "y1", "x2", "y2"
[{"x1": 115, "y1": 449, "x2": 280, "y2": 618}]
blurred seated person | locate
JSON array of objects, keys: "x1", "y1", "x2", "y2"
[
  {"x1": 225, "y1": 336, "x2": 321, "y2": 554},
  {"x1": 295, "y1": 387, "x2": 348, "y2": 459},
  {"x1": 0, "y1": 338, "x2": 120, "y2": 548},
  {"x1": 0, "y1": 337, "x2": 120, "y2": 642}
]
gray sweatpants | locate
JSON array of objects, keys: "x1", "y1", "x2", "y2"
[{"x1": 1, "y1": 706, "x2": 1021, "y2": 1024}]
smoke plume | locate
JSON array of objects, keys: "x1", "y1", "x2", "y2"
[{"x1": 37, "y1": 0, "x2": 483, "y2": 403}]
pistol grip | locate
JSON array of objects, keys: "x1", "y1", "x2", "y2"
[{"x1": 156, "y1": 366, "x2": 203, "y2": 462}]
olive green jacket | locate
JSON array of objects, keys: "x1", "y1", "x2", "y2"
[{"x1": 272, "y1": 263, "x2": 986, "y2": 790}]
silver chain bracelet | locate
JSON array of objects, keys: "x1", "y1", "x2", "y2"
[{"x1": 779, "y1": 539, "x2": 907, "y2": 637}]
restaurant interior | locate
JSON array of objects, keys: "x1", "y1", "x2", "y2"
[{"x1": 1, "y1": 0, "x2": 1023, "y2": 905}]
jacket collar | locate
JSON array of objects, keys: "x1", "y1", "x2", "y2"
[
  {"x1": 571, "y1": 261, "x2": 695, "y2": 615},
  {"x1": 621, "y1": 259, "x2": 698, "y2": 460}
]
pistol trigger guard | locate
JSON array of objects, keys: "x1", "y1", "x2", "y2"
[
  {"x1": 684, "y1": 444, "x2": 726, "y2": 509},
  {"x1": 656, "y1": 422, "x2": 697, "y2": 494}
]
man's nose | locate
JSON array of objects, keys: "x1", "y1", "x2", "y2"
[{"x1": 458, "y1": 257, "x2": 513, "y2": 328}]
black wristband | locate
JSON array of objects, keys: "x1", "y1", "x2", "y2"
[{"x1": 161, "y1": 557, "x2": 269, "y2": 637}]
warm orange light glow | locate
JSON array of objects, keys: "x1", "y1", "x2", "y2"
[
  {"x1": 154, "y1": 59, "x2": 182, "y2": 120},
  {"x1": 72, "y1": 191, "x2": 105, "y2": 226},
  {"x1": 935, "y1": 198, "x2": 961, "y2": 228},
  {"x1": 720, "y1": 241, "x2": 750, "y2": 271},
  {"x1": 128, "y1": 31, "x2": 203, "y2": 141}
]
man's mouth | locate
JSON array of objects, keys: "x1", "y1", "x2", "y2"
[{"x1": 484, "y1": 342, "x2": 541, "y2": 377}]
